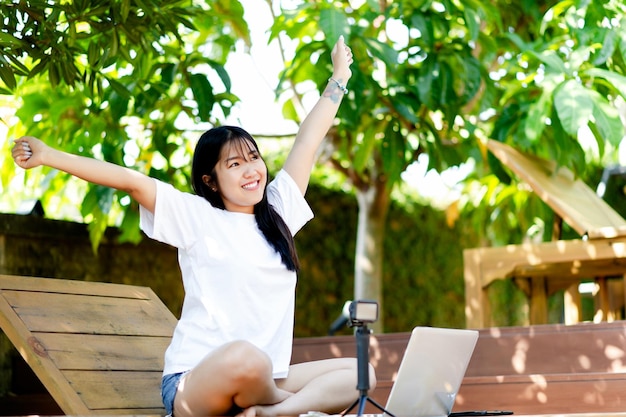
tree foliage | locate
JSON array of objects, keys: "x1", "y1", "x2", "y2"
[
  {"x1": 1, "y1": 0, "x2": 247, "y2": 249},
  {"x1": 270, "y1": 0, "x2": 626, "y2": 328},
  {"x1": 3, "y1": 0, "x2": 626, "y2": 329},
  {"x1": 464, "y1": 0, "x2": 626, "y2": 246}
]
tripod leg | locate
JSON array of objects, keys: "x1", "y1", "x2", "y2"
[
  {"x1": 342, "y1": 395, "x2": 370, "y2": 417},
  {"x1": 366, "y1": 396, "x2": 397, "y2": 417},
  {"x1": 357, "y1": 395, "x2": 368, "y2": 416}
]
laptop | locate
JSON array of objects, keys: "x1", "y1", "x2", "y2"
[{"x1": 381, "y1": 326, "x2": 498, "y2": 417}]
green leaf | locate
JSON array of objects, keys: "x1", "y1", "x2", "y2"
[
  {"x1": 210, "y1": 61, "x2": 232, "y2": 92},
  {"x1": 393, "y1": 93, "x2": 419, "y2": 124},
  {"x1": 109, "y1": 90, "x2": 129, "y2": 121},
  {"x1": 107, "y1": 77, "x2": 132, "y2": 99},
  {"x1": 487, "y1": 148, "x2": 512, "y2": 185},
  {"x1": 81, "y1": 185, "x2": 115, "y2": 218},
  {"x1": 553, "y1": 80, "x2": 593, "y2": 136},
  {"x1": 381, "y1": 123, "x2": 405, "y2": 188},
  {"x1": 5, "y1": 54, "x2": 29, "y2": 76},
  {"x1": 48, "y1": 62, "x2": 60, "y2": 87},
  {"x1": 117, "y1": 205, "x2": 142, "y2": 244},
  {"x1": 411, "y1": 14, "x2": 433, "y2": 48},
  {"x1": 592, "y1": 28, "x2": 618, "y2": 66},
  {"x1": 464, "y1": 7, "x2": 481, "y2": 42},
  {"x1": 584, "y1": 68, "x2": 626, "y2": 99},
  {"x1": 362, "y1": 38, "x2": 399, "y2": 67},
  {"x1": 282, "y1": 99, "x2": 298, "y2": 122},
  {"x1": 15, "y1": 92, "x2": 50, "y2": 119},
  {"x1": 0, "y1": 63, "x2": 17, "y2": 90},
  {"x1": 87, "y1": 211, "x2": 109, "y2": 254},
  {"x1": 0, "y1": 33, "x2": 26, "y2": 47},
  {"x1": 458, "y1": 55, "x2": 482, "y2": 104},
  {"x1": 190, "y1": 73, "x2": 215, "y2": 121},
  {"x1": 87, "y1": 41, "x2": 100, "y2": 68},
  {"x1": 524, "y1": 88, "x2": 552, "y2": 142},
  {"x1": 503, "y1": 32, "x2": 529, "y2": 51},
  {"x1": 417, "y1": 56, "x2": 435, "y2": 108},
  {"x1": 320, "y1": 7, "x2": 348, "y2": 49},
  {"x1": 588, "y1": 90, "x2": 625, "y2": 147},
  {"x1": 121, "y1": 0, "x2": 131, "y2": 22},
  {"x1": 528, "y1": 50, "x2": 568, "y2": 74},
  {"x1": 353, "y1": 123, "x2": 381, "y2": 173}
]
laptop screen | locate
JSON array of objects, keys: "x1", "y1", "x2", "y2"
[{"x1": 383, "y1": 327, "x2": 479, "y2": 417}]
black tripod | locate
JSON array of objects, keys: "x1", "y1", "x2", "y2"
[{"x1": 342, "y1": 324, "x2": 396, "y2": 417}]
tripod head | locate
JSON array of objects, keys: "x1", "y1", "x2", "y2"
[{"x1": 347, "y1": 300, "x2": 378, "y2": 328}]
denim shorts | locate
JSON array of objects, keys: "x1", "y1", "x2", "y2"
[{"x1": 161, "y1": 371, "x2": 188, "y2": 417}]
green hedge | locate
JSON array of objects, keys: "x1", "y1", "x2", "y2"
[{"x1": 293, "y1": 184, "x2": 473, "y2": 337}]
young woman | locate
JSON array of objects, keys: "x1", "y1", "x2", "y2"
[{"x1": 12, "y1": 36, "x2": 375, "y2": 417}]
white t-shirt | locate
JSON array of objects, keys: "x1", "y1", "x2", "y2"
[{"x1": 139, "y1": 169, "x2": 313, "y2": 378}]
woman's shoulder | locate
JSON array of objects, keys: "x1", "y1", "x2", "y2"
[{"x1": 152, "y1": 177, "x2": 216, "y2": 214}]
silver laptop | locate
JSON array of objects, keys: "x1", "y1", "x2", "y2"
[{"x1": 383, "y1": 326, "x2": 479, "y2": 417}]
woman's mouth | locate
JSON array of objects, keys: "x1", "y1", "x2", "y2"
[{"x1": 242, "y1": 180, "x2": 260, "y2": 190}]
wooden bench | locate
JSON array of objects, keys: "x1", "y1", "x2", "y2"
[
  {"x1": 292, "y1": 321, "x2": 626, "y2": 415},
  {"x1": 0, "y1": 274, "x2": 176, "y2": 415}
]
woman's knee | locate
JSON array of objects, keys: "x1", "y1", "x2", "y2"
[
  {"x1": 347, "y1": 358, "x2": 376, "y2": 389},
  {"x1": 221, "y1": 340, "x2": 273, "y2": 383}
]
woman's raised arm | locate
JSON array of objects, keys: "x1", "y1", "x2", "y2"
[
  {"x1": 12, "y1": 136, "x2": 156, "y2": 213},
  {"x1": 283, "y1": 35, "x2": 353, "y2": 195}
]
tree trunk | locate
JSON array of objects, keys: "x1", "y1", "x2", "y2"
[{"x1": 354, "y1": 180, "x2": 390, "y2": 334}]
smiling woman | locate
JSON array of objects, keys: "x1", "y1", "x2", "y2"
[{"x1": 10, "y1": 35, "x2": 365, "y2": 417}]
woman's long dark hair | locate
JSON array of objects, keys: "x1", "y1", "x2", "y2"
[{"x1": 191, "y1": 126, "x2": 300, "y2": 272}]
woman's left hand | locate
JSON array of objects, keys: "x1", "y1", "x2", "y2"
[{"x1": 331, "y1": 35, "x2": 353, "y2": 82}]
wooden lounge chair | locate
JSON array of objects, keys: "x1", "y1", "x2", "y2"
[{"x1": 0, "y1": 274, "x2": 177, "y2": 415}]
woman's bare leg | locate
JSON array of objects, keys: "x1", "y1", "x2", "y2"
[
  {"x1": 173, "y1": 340, "x2": 291, "y2": 417},
  {"x1": 245, "y1": 358, "x2": 377, "y2": 417}
]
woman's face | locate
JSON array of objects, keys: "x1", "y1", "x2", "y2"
[{"x1": 210, "y1": 140, "x2": 267, "y2": 214}]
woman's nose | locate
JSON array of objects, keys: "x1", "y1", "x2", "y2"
[{"x1": 243, "y1": 162, "x2": 255, "y2": 176}]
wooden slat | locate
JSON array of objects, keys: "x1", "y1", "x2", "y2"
[
  {"x1": 0, "y1": 274, "x2": 154, "y2": 299},
  {"x1": 3, "y1": 290, "x2": 174, "y2": 336},
  {"x1": 457, "y1": 373, "x2": 626, "y2": 415},
  {"x1": 367, "y1": 374, "x2": 626, "y2": 415},
  {"x1": 62, "y1": 370, "x2": 163, "y2": 410},
  {"x1": 466, "y1": 322, "x2": 626, "y2": 376},
  {"x1": 35, "y1": 333, "x2": 169, "y2": 371},
  {"x1": 487, "y1": 140, "x2": 626, "y2": 239},
  {"x1": 510, "y1": 258, "x2": 626, "y2": 280}
]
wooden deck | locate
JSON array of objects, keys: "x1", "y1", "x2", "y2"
[
  {"x1": 3, "y1": 274, "x2": 626, "y2": 416},
  {"x1": 292, "y1": 321, "x2": 626, "y2": 416}
]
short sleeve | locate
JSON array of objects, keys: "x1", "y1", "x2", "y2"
[
  {"x1": 267, "y1": 170, "x2": 314, "y2": 236},
  {"x1": 139, "y1": 179, "x2": 210, "y2": 249}
]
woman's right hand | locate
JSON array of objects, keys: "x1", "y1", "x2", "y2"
[{"x1": 11, "y1": 136, "x2": 46, "y2": 169}]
